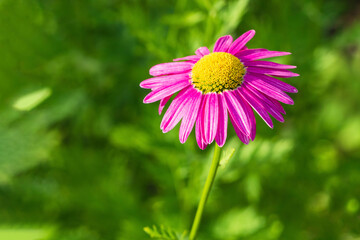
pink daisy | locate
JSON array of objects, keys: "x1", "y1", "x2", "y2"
[{"x1": 140, "y1": 30, "x2": 299, "y2": 150}]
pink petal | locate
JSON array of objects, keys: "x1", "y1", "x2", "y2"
[
  {"x1": 215, "y1": 93, "x2": 228, "y2": 147},
  {"x1": 195, "y1": 47, "x2": 210, "y2": 57},
  {"x1": 240, "y1": 51, "x2": 291, "y2": 61},
  {"x1": 179, "y1": 91, "x2": 202, "y2": 143},
  {"x1": 140, "y1": 72, "x2": 190, "y2": 89},
  {"x1": 203, "y1": 93, "x2": 219, "y2": 144},
  {"x1": 159, "y1": 95, "x2": 172, "y2": 115},
  {"x1": 249, "y1": 73, "x2": 298, "y2": 93},
  {"x1": 150, "y1": 62, "x2": 193, "y2": 76},
  {"x1": 245, "y1": 85, "x2": 285, "y2": 122},
  {"x1": 174, "y1": 55, "x2": 201, "y2": 62},
  {"x1": 228, "y1": 30, "x2": 256, "y2": 55},
  {"x1": 266, "y1": 95, "x2": 286, "y2": 114},
  {"x1": 224, "y1": 91, "x2": 251, "y2": 136},
  {"x1": 143, "y1": 80, "x2": 190, "y2": 103},
  {"x1": 213, "y1": 35, "x2": 233, "y2": 52},
  {"x1": 244, "y1": 75, "x2": 294, "y2": 105},
  {"x1": 243, "y1": 60, "x2": 296, "y2": 69},
  {"x1": 160, "y1": 86, "x2": 194, "y2": 132},
  {"x1": 239, "y1": 87, "x2": 273, "y2": 128},
  {"x1": 234, "y1": 90, "x2": 256, "y2": 141},
  {"x1": 235, "y1": 48, "x2": 268, "y2": 58},
  {"x1": 229, "y1": 114, "x2": 250, "y2": 145},
  {"x1": 195, "y1": 96, "x2": 208, "y2": 150},
  {"x1": 247, "y1": 84, "x2": 285, "y2": 114},
  {"x1": 247, "y1": 66, "x2": 300, "y2": 78}
]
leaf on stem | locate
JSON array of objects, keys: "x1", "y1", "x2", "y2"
[{"x1": 144, "y1": 224, "x2": 187, "y2": 240}]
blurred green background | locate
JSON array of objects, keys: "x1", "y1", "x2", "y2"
[{"x1": 0, "y1": 0, "x2": 360, "y2": 239}]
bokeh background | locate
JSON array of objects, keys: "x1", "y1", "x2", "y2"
[{"x1": 0, "y1": 0, "x2": 360, "y2": 239}]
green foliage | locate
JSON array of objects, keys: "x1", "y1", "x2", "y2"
[
  {"x1": 0, "y1": 0, "x2": 360, "y2": 240},
  {"x1": 0, "y1": 226, "x2": 52, "y2": 240},
  {"x1": 143, "y1": 225, "x2": 187, "y2": 240}
]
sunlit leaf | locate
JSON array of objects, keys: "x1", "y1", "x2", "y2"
[
  {"x1": 13, "y1": 88, "x2": 52, "y2": 111},
  {"x1": 144, "y1": 225, "x2": 184, "y2": 240},
  {"x1": 219, "y1": 137, "x2": 240, "y2": 168}
]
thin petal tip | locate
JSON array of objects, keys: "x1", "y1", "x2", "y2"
[
  {"x1": 149, "y1": 66, "x2": 156, "y2": 76},
  {"x1": 139, "y1": 82, "x2": 147, "y2": 88},
  {"x1": 250, "y1": 134, "x2": 256, "y2": 141},
  {"x1": 143, "y1": 97, "x2": 151, "y2": 104},
  {"x1": 161, "y1": 128, "x2": 168, "y2": 133},
  {"x1": 199, "y1": 145, "x2": 207, "y2": 150},
  {"x1": 179, "y1": 133, "x2": 189, "y2": 144},
  {"x1": 219, "y1": 34, "x2": 232, "y2": 39}
]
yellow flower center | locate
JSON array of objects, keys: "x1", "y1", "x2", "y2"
[{"x1": 191, "y1": 52, "x2": 246, "y2": 93}]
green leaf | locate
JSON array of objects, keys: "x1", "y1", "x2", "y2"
[
  {"x1": 162, "y1": 12, "x2": 205, "y2": 27},
  {"x1": 219, "y1": 136, "x2": 240, "y2": 168},
  {"x1": 0, "y1": 226, "x2": 52, "y2": 240},
  {"x1": 144, "y1": 225, "x2": 186, "y2": 240},
  {"x1": 13, "y1": 88, "x2": 52, "y2": 111}
]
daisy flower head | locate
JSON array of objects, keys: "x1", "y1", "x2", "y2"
[{"x1": 140, "y1": 30, "x2": 299, "y2": 150}]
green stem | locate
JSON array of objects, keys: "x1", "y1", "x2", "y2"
[{"x1": 189, "y1": 144, "x2": 222, "y2": 240}]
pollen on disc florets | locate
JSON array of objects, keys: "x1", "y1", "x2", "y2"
[{"x1": 191, "y1": 52, "x2": 246, "y2": 94}]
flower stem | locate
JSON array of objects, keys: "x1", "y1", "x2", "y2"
[{"x1": 189, "y1": 144, "x2": 222, "y2": 240}]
